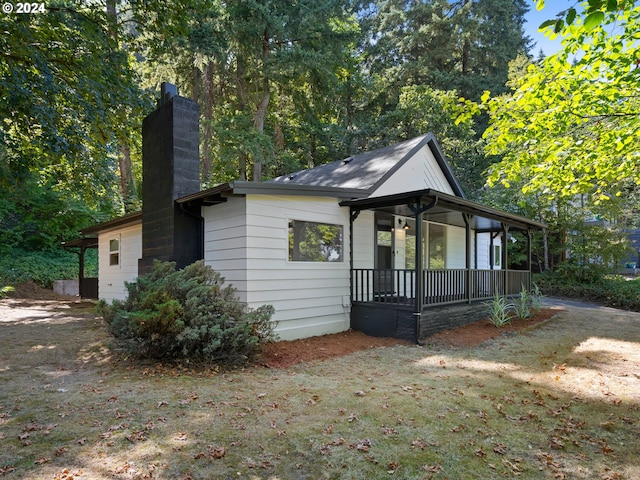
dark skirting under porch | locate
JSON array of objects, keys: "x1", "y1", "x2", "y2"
[{"x1": 351, "y1": 301, "x2": 491, "y2": 342}]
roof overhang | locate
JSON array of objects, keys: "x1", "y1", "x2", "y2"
[
  {"x1": 79, "y1": 211, "x2": 142, "y2": 236},
  {"x1": 340, "y1": 189, "x2": 546, "y2": 232},
  {"x1": 176, "y1": 181, "x2": 369, "y2": 208},
  {"x1": 62, "y1": 237, "x2": 98, "y2": 249}
]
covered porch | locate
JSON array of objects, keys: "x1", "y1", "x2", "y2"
[{"x1": 341, "y1": 189, "x2": 546, "y2": 342}]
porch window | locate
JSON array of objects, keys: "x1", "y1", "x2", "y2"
[
  {"x1": 494, "y1": 244, "x2": 502, "y2": 267},
  {"x1": 403, "y1": 221, "x2": 445, "y2": 269},
  {"x1": 428, "y1": 223, "x2": 445, "y2": 269},
  {"x1": 109, "y1": 237, "x2": 120, "y2": 266},
  {"x1": 288, "y1": 220, "x2": 343, "y2": 262}
]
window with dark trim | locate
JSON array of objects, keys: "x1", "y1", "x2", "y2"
[{"x1": 288, "y1": 220, "x2": 343, "y2": 262}]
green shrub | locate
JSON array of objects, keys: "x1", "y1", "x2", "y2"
[
  {"x1": 98, "y1": 260, "x2": 276, "y2": 365},
  {"x1": 534, "y1": 270, "x2": 640, "y2": 312}
]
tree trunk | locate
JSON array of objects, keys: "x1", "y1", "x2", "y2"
[
  {"x1": 106, "y1": 0, "x2": 136, "y2": 211},
  {"x1": 201, "y1": 61, "x2": 215, "y2": 184},
  {"x1": 251, "y1": 28, "x2": 271, "y2": 182},
  {"x1": 236, "y1": 55, "x2": 248, "y2": 181},
  {"x1": 118, "y1": 142, "x2": 137, "y2": 212}
]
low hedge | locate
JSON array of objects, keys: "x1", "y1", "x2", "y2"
[{"x1": 534, "y1": 271, "x2": 640, "y2": 312}]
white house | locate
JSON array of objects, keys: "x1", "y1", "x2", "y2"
[{"x1": 79, "y1": 87, "x2": 544, "y2": 342}]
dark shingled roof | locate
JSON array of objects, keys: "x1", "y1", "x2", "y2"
[{"x1": 269, "y1": 134, "x2": 464, "y2": 198}]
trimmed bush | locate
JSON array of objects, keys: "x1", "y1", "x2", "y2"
[{"x1": 98, "y1": 260, "x2": 276, "y2": 365}]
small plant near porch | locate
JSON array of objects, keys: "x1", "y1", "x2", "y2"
[
  {"x1": 485, "y1": 293, "x2": 513, "y2": 327},
  {"x1": 98, "y1": 260, "x2": 276, "y2": 365},
  {"x1": 512, "y1": 286, "x2": 532, "y2": 319},
  {"x1": 486, "y1": 286, "x2": 546, "y2": 327}
]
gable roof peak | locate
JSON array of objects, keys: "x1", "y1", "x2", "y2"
[{"x1": 269, "y1": 133, "x2": 465, "y2": 198}]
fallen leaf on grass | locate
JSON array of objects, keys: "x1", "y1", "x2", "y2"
[
  {"x1": 549, "y1": 436, "x2": 565, "y2": 450},
  {"x1": 55, "y1": 446, "x2": 68, "y2": 456},
  {"x1": 422, "y1": 464, "x2": 443, "y2": 473},
  {"x1": 0, "y1": 466, "x2": 16, "y2": 476},
  {"x1": 493, "y1": 443, "x2": 507, "y2": 455},
  {"x1": 209, "y1": 445, "x2": 226, "y2": 459},
  {"x1": 34, "y1": 457, "x2": 50, "y2": 465},
  {"x1": 553, "y1": 363, "x2": 567, "y2": 372},
  {"x1": 349, "y1": 439, "x2": 372, "y2": 452},
  {"x1": 411, "y1": 438, "x2": 438, "y2": 450}
]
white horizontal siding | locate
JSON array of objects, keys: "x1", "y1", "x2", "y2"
[
  {"x1": 203, "y1": 198, "x2": 248, "y2": 301},
  {"x1": 476, "y1": 232, "x2": 502, "y2": 270},
  {"x1": 353, "y1": 210, "x2": 375, "y2": 269},
  {"x1": 370, "y1": 145, "x2": 455, "y2": 198},
  {"x1": 98, "y1": 223, "x2": 142, "y2": 303},
  {"x1": 244, "y1": 194, "x2": 351, "y2": 340},
  {"x1": 446, "y1": 225, "x2": 466, "y2": 269}
]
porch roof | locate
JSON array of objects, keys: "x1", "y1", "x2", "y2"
[{"x1": 340, "y1": 189, "x2": 546, "y2": 232}]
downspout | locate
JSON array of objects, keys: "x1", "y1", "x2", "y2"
[{"x1": 409, "y1": 197, "x2": 438, "y2": 345}]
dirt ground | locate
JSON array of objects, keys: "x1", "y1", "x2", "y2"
[{"x1": 5, "y1": 282, "x2": 556, "y2": 369}]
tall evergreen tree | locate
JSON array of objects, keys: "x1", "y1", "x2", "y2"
[
  {"x1": 362, "y1": 0, "x2": 531, "y2": 102},
  {"x1": 135, "y1": 0, "x2": 361, "y2": 184}
]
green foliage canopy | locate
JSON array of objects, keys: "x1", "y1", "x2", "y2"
[
  {"x1": 1, "y1": 1, "x2": 150, "y2": 251},
  {"x1": 483, "y1": 0, "x2": 640, "y2": 202}
]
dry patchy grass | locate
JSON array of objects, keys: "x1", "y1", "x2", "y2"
[{"x1": 0, "y1": 298, "x2": 639, "y2": 479}]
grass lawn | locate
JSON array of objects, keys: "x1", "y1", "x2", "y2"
[{"x1": 0, "y1": 298, "x2": 639, "y2": 479}]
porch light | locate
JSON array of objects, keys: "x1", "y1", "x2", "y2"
[{"x1": 403, "y1": 221, "x2": 410, "y2": 230}]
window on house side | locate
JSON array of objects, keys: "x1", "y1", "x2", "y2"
[
  {"x1": 109, "y1": 237, "x2": 120, "y2": 266},
  {"x1": 288, "y1": 220, "x2": 343, "y2": 262},
  {"x1": 494, "y1": 245, "x2": 501, "y2": 267}
]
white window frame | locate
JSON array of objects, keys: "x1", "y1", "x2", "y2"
[
  {"x1": 109, "y1": 235, "x2": 121, "y2": 267},
  {"x1": 494, "y1": 244, "x2": 502, "y2": 267}
]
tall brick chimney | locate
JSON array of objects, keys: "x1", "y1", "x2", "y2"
[{"x1": 138, "y1": 83, "x2": 202, "y2": 275}]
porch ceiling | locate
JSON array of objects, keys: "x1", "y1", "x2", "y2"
[{"x1": 340, "y1": 189, "x2": 546, "y2": 232}]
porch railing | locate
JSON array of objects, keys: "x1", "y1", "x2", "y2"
[{"x1": 351, "y1": 268, "x2": 531, "y2": 307}]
